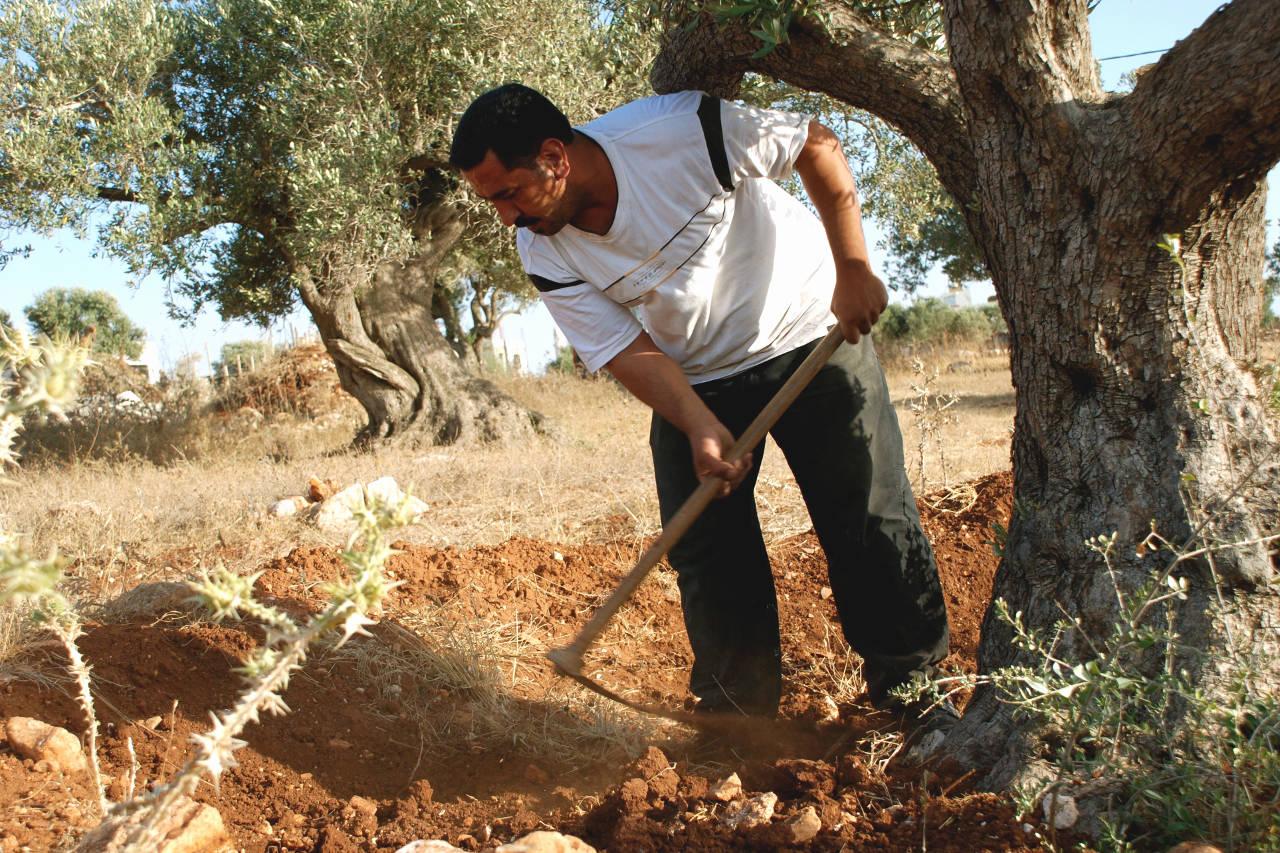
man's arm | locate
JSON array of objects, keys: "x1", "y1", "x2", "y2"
[
  {"x1": 794, "y1": 120, "x2": 888, "y2": 344},
  {"x1": 606, "y1": 332, "x2": 751, "y2": 497}
]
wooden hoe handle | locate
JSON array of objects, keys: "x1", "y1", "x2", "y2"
[{"x1": 548, "y1": 325, "x2": 846, "y2": 678}]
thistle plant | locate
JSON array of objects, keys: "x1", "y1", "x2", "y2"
[
  {"x1": 107, "y1": 491, "x2": 416, "y2": 849},
  {"x1": 899, "y1": 522, "x2": 1280, "y2": 851},
  {"x1": 0, "y1": 331, "x2": 106, "y2": 814}
]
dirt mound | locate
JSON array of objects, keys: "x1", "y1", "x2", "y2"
[
  {"x1": 213, "y1": 341, "x2": 356, "y2": 418},
  {"x1": 1, "y1": 471, "x2": 1040, "y2": 851}
]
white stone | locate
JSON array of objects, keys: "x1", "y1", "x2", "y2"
[
  {"x1": 395, "y1": 843, "x2": 467, "y2": 853},
  {"x1": 709, "y1": 772, "x2": 742, "y2": 802},
  {"x1": 77, "y1": 796, "x2": 232, "y2": 852},
  {"x1": 497, "y1": 831, "x2": 596, "y2": 853},
  {"x1": 1041, "y1": 792, "x2": 1079, "y2": 829},
  {"x1": 268, "y1": 498, "x2": 299, "y2": 517},
  {"x1": 819, "y1": 586, "x2": 833, "y2": 600},
  {"x1": 4, "y1": 717, "x2": 86, "y2": 774},
  {"x1": 784, "y1": 806, "x2": 822, "y2": 843},
  {"x1": 818, "y1": 695, "x2": 840, "y2": 723},
  {"x1": 312, "y1": 483, "x2": 368, "y2": 532},
  {"x1": 722, "y1": 792, "x2": 777, "y2": 830}
]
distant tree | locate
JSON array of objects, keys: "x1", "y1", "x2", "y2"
[
  {"x1": 24, "y1": 287, "x2": 144, "y2": 358},
  {"x1": 216, "y1": 340, "x2": 273, "y2": 375}
]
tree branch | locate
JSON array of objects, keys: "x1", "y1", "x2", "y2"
[
  {"x1": 652, "y1": 2, "x2": 977, "y2": 206},
  {"x1": 1124, "y1": 0, "x2": 1280, "y2": 226}
]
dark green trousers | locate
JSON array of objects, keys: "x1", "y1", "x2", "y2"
[{"x1": 650, "y1": 335, "x2": 950, "y2": 715}]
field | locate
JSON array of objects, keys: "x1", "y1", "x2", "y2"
[{"x1": 0, "y1": 345, "x2": 1101, "y2": 851}]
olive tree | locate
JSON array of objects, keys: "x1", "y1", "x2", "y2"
[
  {"x1": 1, "y1": 0, "x2": 648, "y2": 443},
  {"x1": 23, "y1": 287, "x2": 146, "y2": 358},
  {"x1": 650, "y1": 0, "x2": 1279, "y2": 791}
]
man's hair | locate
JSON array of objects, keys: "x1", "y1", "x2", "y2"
[{"x1": 450, "y1": 84, "x2": 574, "y2": 171}]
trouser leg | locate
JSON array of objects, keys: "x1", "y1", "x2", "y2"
[
  {"x1": 768, "y1": 336, "x2": 950, "y2": 703},
  {"x1": 650, "y1": 393, "x2": 779, "y2": 716}
]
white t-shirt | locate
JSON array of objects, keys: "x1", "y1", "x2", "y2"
[{"x1": 517, "y1": 91, "x2": 836, "y2": 382}]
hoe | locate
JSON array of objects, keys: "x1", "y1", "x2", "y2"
[{"x1": 547, "y1": 325, "x2": 846, "y2": 726}]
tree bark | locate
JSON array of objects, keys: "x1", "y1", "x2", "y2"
[
  {"x1": 293, "y1": 191, "x2": 544, "y2": 445},
  {"x1": 653, "y1": 0, "x2": 1280, "y2": 794}
]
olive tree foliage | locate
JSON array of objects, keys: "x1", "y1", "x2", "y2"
[
  {"x1": 23, "y1": 287, "x2": 146, "y2": 358},
  {"x1": 1, "y1": 0, "x2": 650, "y2": 442}
]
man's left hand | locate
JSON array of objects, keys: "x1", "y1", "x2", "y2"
[{"x1": 831, "y1": 261, "x2": 888, "y2": 344}]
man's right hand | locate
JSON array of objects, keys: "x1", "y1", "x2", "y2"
[
  {"x1": 689, "y1": 420, "x2": 753, "y2": 498},
  {"x1": 606, "y1": 332, "x2": 752, "y2": 499}
]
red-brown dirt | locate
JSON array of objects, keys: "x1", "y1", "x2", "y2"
[{"x1": 1, "y1": 472, "x2": 1051, "y2": 851}]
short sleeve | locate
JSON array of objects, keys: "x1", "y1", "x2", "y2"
[
  {"x1": 716, "y1": 98, "x2": 811, "y2": 184},
  {"x1": 540, "y1": 285, "x2": 643, "y2": 373},
  {"x1": 517, "y1": 230, "x2": 642, "y2": 373}
]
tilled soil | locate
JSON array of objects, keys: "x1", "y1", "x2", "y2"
[{"x1": 1, "y1": 472, "x2": 1047, "y2": 851}]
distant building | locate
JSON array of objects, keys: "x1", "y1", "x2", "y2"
[{"x1": 941, "y1": 285, "x2": 972, "y2": 309}]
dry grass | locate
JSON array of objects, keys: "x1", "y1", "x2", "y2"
[
  {"x1": 0, "y1": 347, "x2": 1015, "y2": 605},
  {"x1": 328, "y1": 599, "x2": 667, "y2": 771}
]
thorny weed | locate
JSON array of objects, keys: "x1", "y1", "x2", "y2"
[
  {"x1": 907, "y1": 357, "x2": 958, "y2": 492},
  {"x1": 0, "y1": 331, "x2": 107, "y2": 815},
  {"x1": 0, "y1": 333, "x2": 420, "y2": 847},
  {"x1": 100, "y1": 492, "x2": 418, "y2": 850},
  {"x1": 898, "y1": 520, "x2": 1280, "y2": 852}
]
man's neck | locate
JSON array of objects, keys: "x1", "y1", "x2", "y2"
[{"x1": 566, "y1": 130, "x2": 618, "y2": 236}]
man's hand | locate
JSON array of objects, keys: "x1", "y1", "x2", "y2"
[
  {"x1": 831, "y1": 260, "x2": 889, "y2": 344},
  {"x1": 689, "y1": 420, "x2": 753, "y2": 498},
  {"x1": 606, "y1": 332, "x2": 752, "y2": 498}
]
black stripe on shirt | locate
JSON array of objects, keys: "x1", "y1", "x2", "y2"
[
  {"x1": 697, "y1": 94, "x2": 734, "y2": 193},
  {"x1": 529, "y1": 274, "x2": 585, "y2": 293}
]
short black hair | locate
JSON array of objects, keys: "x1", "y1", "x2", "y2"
[{"x1": 450, "y1": 84, "x2": 574, "y2": 172}]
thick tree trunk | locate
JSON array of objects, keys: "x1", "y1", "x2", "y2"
[
  {"x1": 293, "y1": 194, "x2": 544, "y2": 445},
  {"x1": 652, "y1": 0, "x2": 1280, "y2": 797}
]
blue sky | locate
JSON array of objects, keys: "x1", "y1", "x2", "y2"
[{"x1": 1, "y1": 0, "x2": 1276, "y2": 375}]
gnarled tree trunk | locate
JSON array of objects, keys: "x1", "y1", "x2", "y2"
[
  {"x1": 653, "y1": 0, "x2": 1280, "y2": 792},
  {"x1": 294, "y1": 188, "x2": 543, "y2": 445}
]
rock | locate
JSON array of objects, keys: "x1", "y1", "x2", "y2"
[
  {"x1": 268, "y1": 498, "x2": 301, "y2": 517},
  {"x1": 4, "y1": 717, "x2": 86, "y2": 774},
  {"x1": 77, "y1": 796, "x2": 232, "y2": 852},
  {"x1": 142, "y1": 716, "x2": 164, "y2": 731},
  {"x1": 818, "y1": 695, "x2": 840, "y2": 723},
  {"x1": 905, "y1": 728, "x2": 949, "y2": 764},
  {"x1": 308, "y1": 476, "x2": 339, "y2": 502},
  {"x1": 396, "y1": 843, "x2": 467, "y2": 853},
  {"x1": 1041, "y1": 792, "x2": 1079, "y2": 830},
  {"x1": 313, "y1": 478, "x2": 429, "y2": 532},
  {"x1": 784, "y1": 806, "x2": 822, "y2": 843},
  {"x1": 1167, "y1": 845, "x2": 1224, "y2": 853},
  {"x1": 313, "y1": 484, "x2": 368, "y2": 532},
  {"x1": 408, "y1": 778, "x2": 434, "y2": 804},
  {"x1": 722, "y1": 792, "x2": 777, "y2": 830},
  {"x1": 819, "y1": 585, "x2": 833, "y2": 600},
  {"x1": 709, "y1": 772, "x2": 742, "y2": 802},
  {"x1": 496, "y1": 831, "x2": 596, "y2": 853},
  {"x1": 99, "y1": 582, "x2": 196, "y2": 622},
  {"x1": 348, "y1": 796, "x2": 378, "y2": 818}
]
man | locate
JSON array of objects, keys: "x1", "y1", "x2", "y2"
[{"x1": 450, "y1": 84, "x2": 950, "y2": 719}]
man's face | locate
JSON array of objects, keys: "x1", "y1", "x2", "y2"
[{"x1": 462, "y1": 143, "x2": 571, "y2": 236}]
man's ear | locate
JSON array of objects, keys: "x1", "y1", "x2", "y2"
[{"x1": 537, "y1": 138, "x2": 570, "y2": 180}]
